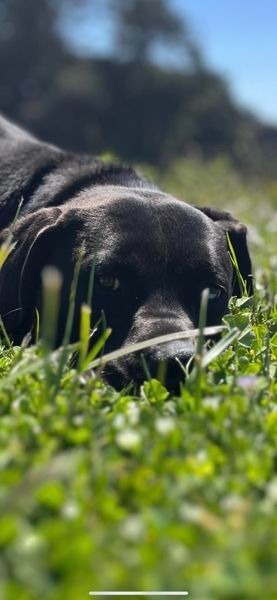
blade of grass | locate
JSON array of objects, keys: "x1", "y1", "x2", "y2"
[
  {"x1": 156, "y1": 359, "x2": 168, "y2": 386},
  {"x1": 33, "y1": 308, "x2": 40, "y2": 344},
  {"x1": 83, "y1": 327, "x2": 112, "y2": 368},
  {"x1": 0, "y1": 315, "x2": 13, "y2": 349},
  {"x1": 87, "y1": 251, "x2": 98, "y2": 308},
  {"x1": 195, "y1": 327, "x2": 240, "y2": 371},
  {"x1": 193, "y1": 288, "x2": 209, "y2": 400},
  {"x1": 140, "y1": 353, "x2": 151, "y2": 381},
  {"x1": 49, "y1": 252, "x2": 84, "y2": 399},
  {"x1": 88, "y1": 325, "x2": 224, "y2": 370},
  {"x1": 0, "y1": 197, "x2": 24, "y2": 268},
  {"x1": 196, "y1": 288, "x2": 209, "y2": 357},
  {"x1": 41, "y1": 266, "x2": 63, "y2": 351},
  {"x1": 62, "y1": 252, "x2": 83, "y2": 347},
  {"x1": 78, "y1": 303, "x2": 92, "y2": 371},
  {"x1": 227, "y1": 232, "x2": 248, "y2": 296}
]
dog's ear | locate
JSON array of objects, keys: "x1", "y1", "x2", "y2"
[
  {"x1": 197, "y1": 206, "x2": 253, "y2": 296},
  {"x1": 0, "y1": 207, "x2": 63, "y2": 341}
]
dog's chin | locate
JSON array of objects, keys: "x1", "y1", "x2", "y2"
[
  {"x1": 102, "y1": 355, "x2": 193, "y2": 395},
  {"x1": 102, "y1": 360, "x2": 142, "y2": 392}
]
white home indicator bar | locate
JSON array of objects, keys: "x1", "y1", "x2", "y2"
[{"x1": 89, "y1": 593, "x2": 188, "y2": 597}]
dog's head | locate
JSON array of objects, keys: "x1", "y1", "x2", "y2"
[{"x1": 0, "y1": 186, "x2": 252, "y2": 389}]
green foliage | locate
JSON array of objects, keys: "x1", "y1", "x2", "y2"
[{"x1": 0, "y1": 159, "x2": 276, "y2": 599}]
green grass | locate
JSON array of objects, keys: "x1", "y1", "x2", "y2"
[{"x1": 0, "y1": 157, "x2": 276, "y2": 600}]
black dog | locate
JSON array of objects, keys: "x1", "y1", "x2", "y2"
[{"x1": 0, "y1": 114, "x2": 252, "y2": 389}]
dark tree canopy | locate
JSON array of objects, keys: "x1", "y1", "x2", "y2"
[
  {"x1": 110, "y1": 0, "x2": 202, "y2": 68},
  {"x1": 0, "y1": 0, "x2": 276, "y2": 176}
]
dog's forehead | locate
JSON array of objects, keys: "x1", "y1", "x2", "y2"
[
  {"x1": 77, "y1": 185, "x2": 226, "y2": 273},
  {"x1": 82, "y1": 184, "x2": 214, "y2": 232},
  {"x1": 102, "y1": 186, "x2": 215, "y2": 233}
]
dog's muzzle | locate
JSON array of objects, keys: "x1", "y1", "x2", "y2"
[{"x1": 104, "y1": 339, "x2": 196, "y2": 392}]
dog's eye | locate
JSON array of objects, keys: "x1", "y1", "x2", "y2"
[
  {"x1": 207, "y1": 286, "x2": 224, "y2": 300},
  {"x1": 98, "y1": 274, "x2": 120, "y2": 290}
]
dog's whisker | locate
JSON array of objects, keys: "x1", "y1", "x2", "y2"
[{"x1": 1, "y1": 307, "x2": 23, "y2": 318}]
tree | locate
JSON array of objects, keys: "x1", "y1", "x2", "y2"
[
  {"x1": 1, "y1": 0, "x2": 275, "y2": 174},
  {"x1": 110, "y1": 0, "x2": 202, "y2": 69},
  {"x1": 0, "y1": 0, "x2": 67, "y2": 125}
]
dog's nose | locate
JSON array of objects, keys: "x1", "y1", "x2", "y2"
[{"x1": 143, "y1": 340, "x2": 195, "y2": 392}]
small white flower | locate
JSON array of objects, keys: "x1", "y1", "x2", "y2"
[
  {"x1": 116, "y1": 429, "x2": 141, "y2": 450},
  {"x1": 119, "y1": 515, "x2": 145, "y2": 541},
  {"x1": 19, "y1": 534, "x2": 44, "y2": 553},
  {"x1": 61, "y1": 501, "x2": 80, "y2": 519},
  {"x1": 155, "y1": 417, "x2": 175, "y2": 435},
  {"x1": 203, "y1": 396, "x2": 220, "y2": 410},
  {"x1": 72, "y1": 414, "x2": 84, "y2": 426},
  {"x1": 266, "y1": 479, "x2": 277, "y2": 503},
  {"x1": 126, "y1": 401, "x2": 140, "y2": 425},
  {"x1": 269, "y1": 255, "x2": 277, "y2": 268},
  {"x1": 179, "y1": 502, "x2": 202, "y2": 522},
  {"x1": 266, "y1": 217, "x2": 277, "y2": 233},
  {"x1": 196, "y1": 449, "x2": 207, "y2": 462},
  {"x1": 221, "y1": 494, "x2": 244, "y2": 511},
  {"x1": 113, "y1": 413, "x2": 125, "y2": 429},
  {"x1": 248, "y1": 226, "x2": 263, "y2": 246},
  {"x1": 170, "y1": 543, "x2": 189, "y2": 564}
]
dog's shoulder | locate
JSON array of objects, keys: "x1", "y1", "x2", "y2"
[
  {"x1": 0, "y1": 116, "x2": 65, "y2": 228},
  {"x1": 0, "y1": 114, "x2": 152, "y2": 229}
]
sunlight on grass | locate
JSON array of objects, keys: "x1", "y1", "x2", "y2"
[{"x1": 0, "y1": 158, "x2": 276, "y2": 599}]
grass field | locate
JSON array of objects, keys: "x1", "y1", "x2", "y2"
[{"x1": 0, "y1": 157, "x2": 276, "y2": 600}]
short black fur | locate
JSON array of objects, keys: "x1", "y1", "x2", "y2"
[{"x1": 0, "y1": 114, "x2": 253, "y2": 390}]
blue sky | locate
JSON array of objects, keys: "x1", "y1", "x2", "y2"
[
  {"x1": 173, "y1": 0, "x2": 277, "y2": 124},
  {"x1": 64, "y1": 0, "x2": 277, "y2": 125}
]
